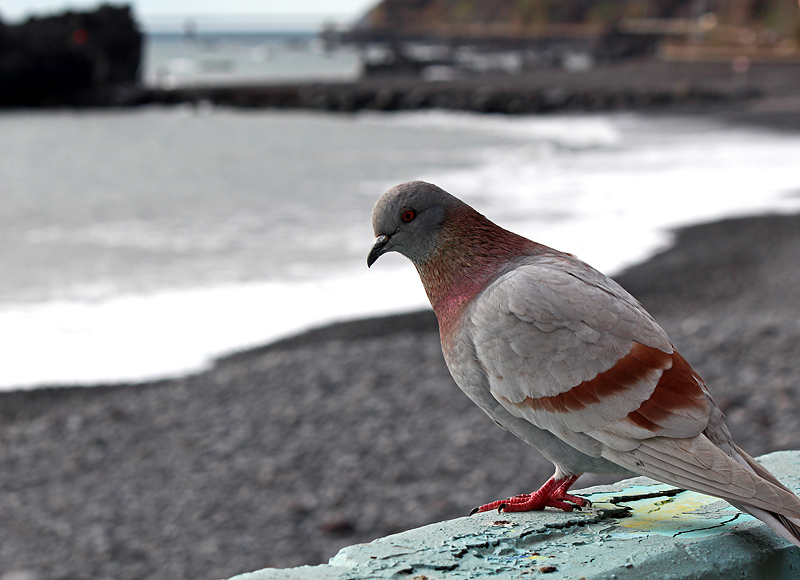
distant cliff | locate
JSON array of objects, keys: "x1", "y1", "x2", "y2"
[
  {"x1": 0, "y1": 4, "x2": 142, "y2": 107},
  {"x1": 350, "y1": 0, "x2": 800, "y2": 41}
]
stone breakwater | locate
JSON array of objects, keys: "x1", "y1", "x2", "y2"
[
  {"x1": 143, "y1": 75, "x2": 728, "y2": 113},
  {"x1": 140, "y1": 60, "x2": 800, "y2": 114}
]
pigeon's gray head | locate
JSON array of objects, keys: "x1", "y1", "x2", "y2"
[{"x1": 367, "y1": 181, "x2": 464, "y2": 267}]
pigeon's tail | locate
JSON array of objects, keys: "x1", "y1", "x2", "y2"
[
  {"x1": 732, "y1": 502, "x2": 800, "y2": 548},
  {"x1": 732, "y1": 446, "x2": 800, "y2": 548},
  {"x1": 773, "y1": 513, "x2": 800, "y2": 548}
]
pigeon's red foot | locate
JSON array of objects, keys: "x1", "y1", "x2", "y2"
[{"x1": 469, "y1": 474, "x2": 590, "y2": 515}]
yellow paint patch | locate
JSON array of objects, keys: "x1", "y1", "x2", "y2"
[{"x1": 590, "y1": 485, "x2": 750, "y2": 538}]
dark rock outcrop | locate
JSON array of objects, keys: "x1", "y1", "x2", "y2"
[{"x1": 0, "y1": 4, "x2": 142, "y2": 107}]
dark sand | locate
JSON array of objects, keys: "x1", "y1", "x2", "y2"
[{"x1": 2, "y1": 123, "x2": 800, "y2": 579}]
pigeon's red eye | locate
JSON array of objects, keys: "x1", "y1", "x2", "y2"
[{"x1": 401, "y1": 209, "x2": 416, "y2": 222}]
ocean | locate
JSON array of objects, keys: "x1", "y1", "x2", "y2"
[
  {"x1": 142, "y1": 31, "x2": 361, "y2": 87},
  {"x1": 1, "y1": 35, "x2": 799, "y2": 390}
]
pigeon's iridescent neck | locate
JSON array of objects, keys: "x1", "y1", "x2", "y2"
[{"x1": 413, "y1": 209, "x2": 541, "y2": 338}]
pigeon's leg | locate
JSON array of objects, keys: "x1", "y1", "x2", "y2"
[{"x1": 470, "y1": 474, "x2": 590, "y2": 515}]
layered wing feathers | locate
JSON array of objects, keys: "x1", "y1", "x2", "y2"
[{"x1": 472, "y1": 258, "x2": 709, "y2": 441}]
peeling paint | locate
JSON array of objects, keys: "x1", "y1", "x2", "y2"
[{"x1": 586, "y1": 484, "x2": 754, "y2": 540}]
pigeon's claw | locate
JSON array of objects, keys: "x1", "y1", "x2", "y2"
[
  {"x1": 469, "y1": 474, "x2": 586, "y2": 515},
  {"x1": 560, "y1": 492, "x2": 591, "y2": 508}
]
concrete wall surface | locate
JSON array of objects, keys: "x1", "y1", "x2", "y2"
[{"x1": 229, "y1": 450, "x2": 800, "y2": 579}]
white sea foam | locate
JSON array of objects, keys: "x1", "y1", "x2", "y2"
[
  {"x1": 0, "y1": 265, "x2": 427, "y2": 390},
  {"x1": 363, "y1": 110, "x2": 622, "y2": 149}
]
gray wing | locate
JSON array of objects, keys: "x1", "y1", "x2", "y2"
[{"x1": 470, "y1": 255, "x2": 704, "y2": 443}]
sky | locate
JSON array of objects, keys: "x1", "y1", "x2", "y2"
[{"x1": 0, "y1": 0, "x2": 377, "y2": 30}]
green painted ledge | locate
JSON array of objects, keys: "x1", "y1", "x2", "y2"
[{"x1": 229, "y1": 451, "x2": 800, "y2": 580}]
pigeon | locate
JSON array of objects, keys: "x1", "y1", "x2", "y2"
[{"x1": 367, "y1": 180, "x2": 800, "y2": 547}]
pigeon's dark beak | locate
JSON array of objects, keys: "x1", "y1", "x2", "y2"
[{"x1": 367, "y1": 234, "x2": 389, "y2": 268}]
